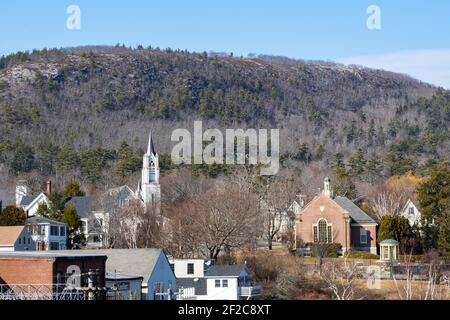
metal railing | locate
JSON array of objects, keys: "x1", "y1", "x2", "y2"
[
  {"x1": 176, "y1": 287, "x2": 197, "y2": 300},
  {"x1": 240, "y1": 285, "x2": 262, "y2": 297},
  {"x1": 0, "y1": 284, "x2": 87, "y2": 300}
]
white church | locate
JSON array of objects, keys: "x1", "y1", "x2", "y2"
[{"x1": 15, "y1": 133, "x2": 162, "y2": 248}]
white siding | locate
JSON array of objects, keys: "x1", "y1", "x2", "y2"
[
  {"x1": 170, "y1": 259, "x2": 204, "y2": 278},
  {"x1": 205, "y1": 278, "x2": 239, "y2": 300}
]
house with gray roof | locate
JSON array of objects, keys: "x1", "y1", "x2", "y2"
[
  {"x1": 170, "y1": 258, "x2": 261, "y2": 300},
  {"x1": 57, "y1": 249, "x2": 176, "y2": 300},
  {"x1": 295, "y1": 177, "x2": 378, "y2": 255},
  {"x1": 26, "y1": 216, "x2": 68, "y2": 250}
]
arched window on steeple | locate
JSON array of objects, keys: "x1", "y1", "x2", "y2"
[{"x1": 149, "y1": 160, "x2": 156, "y2": 182}]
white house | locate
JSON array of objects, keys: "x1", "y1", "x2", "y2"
[
  {"x1": 172, "y1": 259, "x2": 261, "y2": 300},
  {"x1": 170, "y1": 259, "x2": 205, "y2": 278},
  {"x1": 0, "y1": 226, "x2": 36, "y2": 252},
  {"x1": 26, "y1": 216, "x2": 67, "y2": 250},
  {"x1": 400, "y1": 199, "x2": 422, "y2": 227}
]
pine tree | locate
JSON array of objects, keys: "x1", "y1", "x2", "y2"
[
  {"x1": 63, "y1": 180, "x2": 85, "y2": 197},
  {"x1": 416, "y1": 162, "x2": 450, "y2": 252},
  {"x1": 348, "y1": 148, "x2": 366, "y2": 177},
  {"x1": 0, "y1": 206, "x2": 26, "y2": 226}
]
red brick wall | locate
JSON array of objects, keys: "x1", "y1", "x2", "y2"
[
  {"x1": 350, "y1": 225, "x2": 377, "y2": 250},
  {"x1": 0, "y1": 256, "x2": 106, "y2": 286},
  {"x1": 0, "y1": 257, "x2": 54, "y2": 285},
  {"x1": 295, "y1": 194, "x2": 348, "y2": 248}
]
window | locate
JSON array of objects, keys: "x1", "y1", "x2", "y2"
[
  {"x1": 313, "y1": 219, "x2": 333, "y2": 244},
  {"x1": 60, "y1": 226, "x2": 66, "y2": 237},
  {"x1": 50, "y1": 242, "x2": 59, "y2": 250},
  {"x1": 360, "y1": 228, "x2": 368, "y2": 244},
  {"x1": 27, "y1": 238, "x2": 31, "y2": 244},
  {"x1": 153, "y1": 283, "x2": 165, "y2": 300},
  {"x1": 170, "y1": 263, "x2": 175, "y2": 272},
  {"x1": 222, "y1": 280, "x2": 228, "y2": 288},
  {"x1": 50, "y1": 226, "x2": 59, "y2": 236},
  {"x1": 215, "y1": 280, "x2": 221, "y2": 288},
  {"x1": 318, "y1": 220, "x2": 327, "y2": 243},
  {"x1": 409, "y1": 207, "x2": 415, "y2": 216},
  {"x1": 187, "y1": 263, "x2": 194, "y2": 275}
]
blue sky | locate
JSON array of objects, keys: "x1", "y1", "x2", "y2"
[{"x1": 1, "y1": 1, "x2": 450, "y2": 87}]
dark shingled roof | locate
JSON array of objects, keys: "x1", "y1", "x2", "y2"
[
  {"x1": 333, "y1": 196, "x2": 377, "y2": 224},
  {"x1": 27, "y1": 216, "x2": 67, "y2": 226},
  {"x1": 204, "y1": 264, "x2": 248, "y2": 277},
  {"x1": 66, "y1": 196, "x2": 96, "y2": 218},
  {"x1": 20, "y1": 195, "x2": 38, "y2": 206},
  {"x1": 177, "y1": 278, "x2": 207, "y2": 296}
]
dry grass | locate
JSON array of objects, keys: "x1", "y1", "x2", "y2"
[{"x1": 229, "y1": 249, "x2": 450, "y2": 300}]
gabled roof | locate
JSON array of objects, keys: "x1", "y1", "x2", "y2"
[
  {"x1": 27, "y1": 216, "x2": 67, "y2": 226},
  {"x1": 108, "y1": 185, "x2": 136, "y2": 203},
  {"x1": 401, "y1": 199, "x2": 420, "y2": 213},
  {"x1": 22, "y1": 193, "x2": 48, "y2": 211},
  {"x1": 66, "y1": 196, "x2": 96, "y2": 218},
  {"x1": 177, "y1": 277, "x2": 207, "y2": 296},
  {"x1": 0, "y1": 226, "x2": 24, "y2": 246},
  {"x1": 56, "y1": 249, "x2": 165, "y2": 284},
  {"x1": 20, "y1": 195, "x2": 38, "y2": 206},
  {"x1": 204, "y1": 264, "x2": 249, "y2": 277},
  {"x1": 333, "y1": 196, "x2": 377, "y2": 224}
]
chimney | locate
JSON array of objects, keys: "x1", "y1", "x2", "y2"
[{"x1": 46, "y1": 180, "x2": 52, "y2": 194}]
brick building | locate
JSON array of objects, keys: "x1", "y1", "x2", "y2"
[
  {"x1": 295, "y1": 177, "x2": 378, "y2": 254},
  {"x1": 0, "y1": 252, "x2": 107, "y2": 300}
]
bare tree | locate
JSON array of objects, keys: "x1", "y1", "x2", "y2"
[
  {"x1": 165, "y1": 185, "x2": 262, "y2": 259},
  {"x1": 393, "y1": 252, "x2": 449, "y2": 300},
  {"x1": 320, "y1": 260, "x2": 361, "y2": 300},
  {"x1": 252, "y1": 176, "x2": 300, "y2": 250}
]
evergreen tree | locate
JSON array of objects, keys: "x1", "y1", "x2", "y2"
[
  {"x1": 57, "y1": 145, "x2": 79, "y2": 174},
  {"x1": 348, "y1": 148, "x2": 366, "y2": 176},
  {"x1": 63, "y1": 180, "x2": 85, "y2": 197},
  {"x1": 114, "y1": 141, "x2": 140, "y2": 178},
  {"x1": 61, "y1": 204, "x2": 80, "y2": 231},
  {"x1": 0, "y1": 206, "x2": 26, "y2": 226},
  {"x1": 416, "y1": 162, "x2": 450, "y2": 252}
]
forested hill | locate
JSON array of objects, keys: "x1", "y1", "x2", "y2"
[{"x1": 0, "y1": 46, "x2": 449, "y2": 188}]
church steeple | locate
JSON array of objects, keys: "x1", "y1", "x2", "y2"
[
  {"x1": 140, "y1": 132, "x2": 160, "y2": 205},
  {"x1": 147, "y1": 132, "x2": 157, "y2": 156}
]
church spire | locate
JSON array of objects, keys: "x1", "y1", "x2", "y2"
[{"x1": 147, "y1": 132, "x2": 157, "y2": 156}]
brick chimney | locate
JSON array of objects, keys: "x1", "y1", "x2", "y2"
[{"x1": 46, "y1": 180, "x2": 52, "y2": 194}]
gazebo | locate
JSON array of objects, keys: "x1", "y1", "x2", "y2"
[{"x1": 379, "y1": 239, "x2": 400, "y2": 262}]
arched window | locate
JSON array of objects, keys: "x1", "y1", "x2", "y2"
[
  {"x1": 313, "y1": 219, "x2": 333, "y2": 244},
  {"x1": 318, "y1": 220, "x2": 327, "y2": 243}
]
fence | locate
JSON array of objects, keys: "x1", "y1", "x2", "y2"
[{"x1": 0, "y1": 284, "x2": 87, "y2": 300}]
